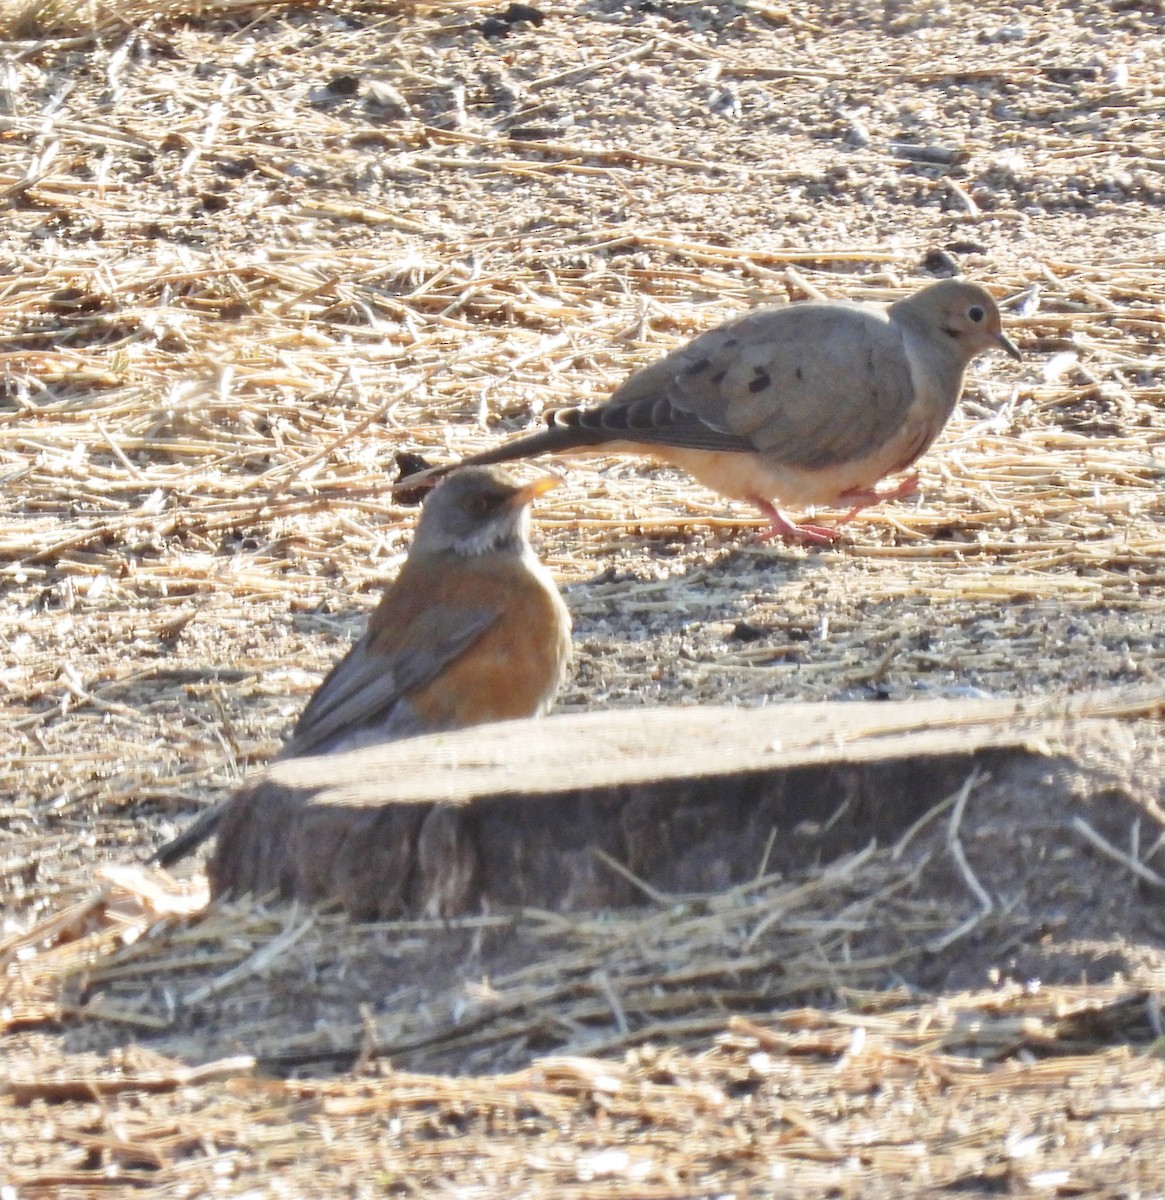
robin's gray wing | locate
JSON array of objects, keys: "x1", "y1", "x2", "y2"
[
  {"x1": 284, "y1": 602, "x2": 499, "y2": 758},
  {"x1": 152, "y1": 603, "x2": 500, "y2": 867}
]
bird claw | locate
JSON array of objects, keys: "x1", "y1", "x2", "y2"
[
  {"x1": 838, "y1": 473, "x2": 920, "y2": 517},
  {"x1": 754, "y1": 501, "x2": 842, "y2": 546}
]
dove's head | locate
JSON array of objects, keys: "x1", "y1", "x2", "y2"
[
  {"x1": 411, "y1": 465, "x2": 559, "y2": 558},
  {"x1": 899, "y1": 279, "x2": 1022, "y2": 364}
]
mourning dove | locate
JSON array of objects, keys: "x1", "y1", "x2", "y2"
[
  {"x1": 154, "y1": 466, "x2": 571, "y2": 867},
  {"x1": 453, "y1": 278, "x2": 1021, "y2": 542}
]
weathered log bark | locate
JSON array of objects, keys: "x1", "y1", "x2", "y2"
[{"x1": 206, "y1": 690, "x2": 1164, "y2": 919}]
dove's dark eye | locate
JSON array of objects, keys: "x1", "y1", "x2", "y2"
[{"x1": 968, "y1": 305, "x2": 985, "y2": 323}]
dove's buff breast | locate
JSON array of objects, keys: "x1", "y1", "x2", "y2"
[{"x1": 588, "y1": 397, "x2": 949, "y2": 510}]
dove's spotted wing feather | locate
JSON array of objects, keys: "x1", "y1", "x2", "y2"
[{"x1": 605, "y1": 302, "x2": 917, "y2": 469}]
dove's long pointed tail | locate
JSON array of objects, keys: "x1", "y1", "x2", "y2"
[{"x1": 456, "y1": 410, "x2": 615, "y2": 470}]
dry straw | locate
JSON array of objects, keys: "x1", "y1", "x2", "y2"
[{"x1": 3, "y1": 0, "x2": 1165, "y2": 1189}]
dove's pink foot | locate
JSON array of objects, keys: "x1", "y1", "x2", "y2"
[
  {"x1": 838, "y1": 473, "x2": 920, "y2": 522},
  {"x1": 753, "y1": 499, "x2": 841, "y2": 546}
]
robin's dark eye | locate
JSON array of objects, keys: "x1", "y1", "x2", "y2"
[
  {"x1": 465, "y1": 494, "x2": 496, "y2": 518},
  {"x1": 968, "y1": 305, "x2": 985, "y2": 323}
]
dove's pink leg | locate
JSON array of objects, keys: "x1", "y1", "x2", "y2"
[
  {"x1": 837, "y1": 473, "x2": 920, "y2": 522},
  {"x1": 753, "y1": 498, "x2": 841, "y2": 546}
]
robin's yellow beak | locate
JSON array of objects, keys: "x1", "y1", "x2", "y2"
[{"x1": 510, "y1": 474, "x2": 561, "y2": 507}]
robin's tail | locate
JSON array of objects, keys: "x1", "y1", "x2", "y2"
[{"x1": 152, "y1": 804, "x2": 224, "y2": 868}]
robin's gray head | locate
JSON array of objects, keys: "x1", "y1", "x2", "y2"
[
  {"x1": 894, "y1": 279, "x2": 1021, "y2": 363},
  {"x1": 410, "y1": 465, "x2": 558, "y2": 557}
]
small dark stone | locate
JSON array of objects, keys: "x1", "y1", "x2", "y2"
[
  {"x1": 47, "y1": 287, "x2": 106, "y2": 314},
  {"x1": 502, "y1": 2, "x2": 545, "y2": 23},
  {"x1": 924, "y1": 248, "x2": 960, "y2": 276},
  {"x1": 394, "y1": 452, "x2": 438, "y2": 507},
  {"x1": 507, "y1": 124, "x2": 566, "y2": 141},
  {"x1": 217, "y1": 156, "x2": 259, "y2": 179},
  {"x1": 479, "y1": 16, "x2": 512, "y2": 38},
  {"x1": 588, "y1": 566, "x2": 636, "y2": 585},
  {"x1": 946, "y1": 239, "x2": 988, "y2": 255},
  {"x1": 888, "y1": 141, "x2": 966, "y2": 166}
]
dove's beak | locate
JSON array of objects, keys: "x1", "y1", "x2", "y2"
[{"x1": 997, "y1": 331, "x2": 1022, "y2": 361}]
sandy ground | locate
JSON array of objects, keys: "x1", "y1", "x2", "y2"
[{"x1": 2, "y1": 0, "x2": 1165, "y2": 1193}]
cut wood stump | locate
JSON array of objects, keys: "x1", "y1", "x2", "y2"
[{"x1": 208, "y1": 688, "x2": 1165, "y2": 920}]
